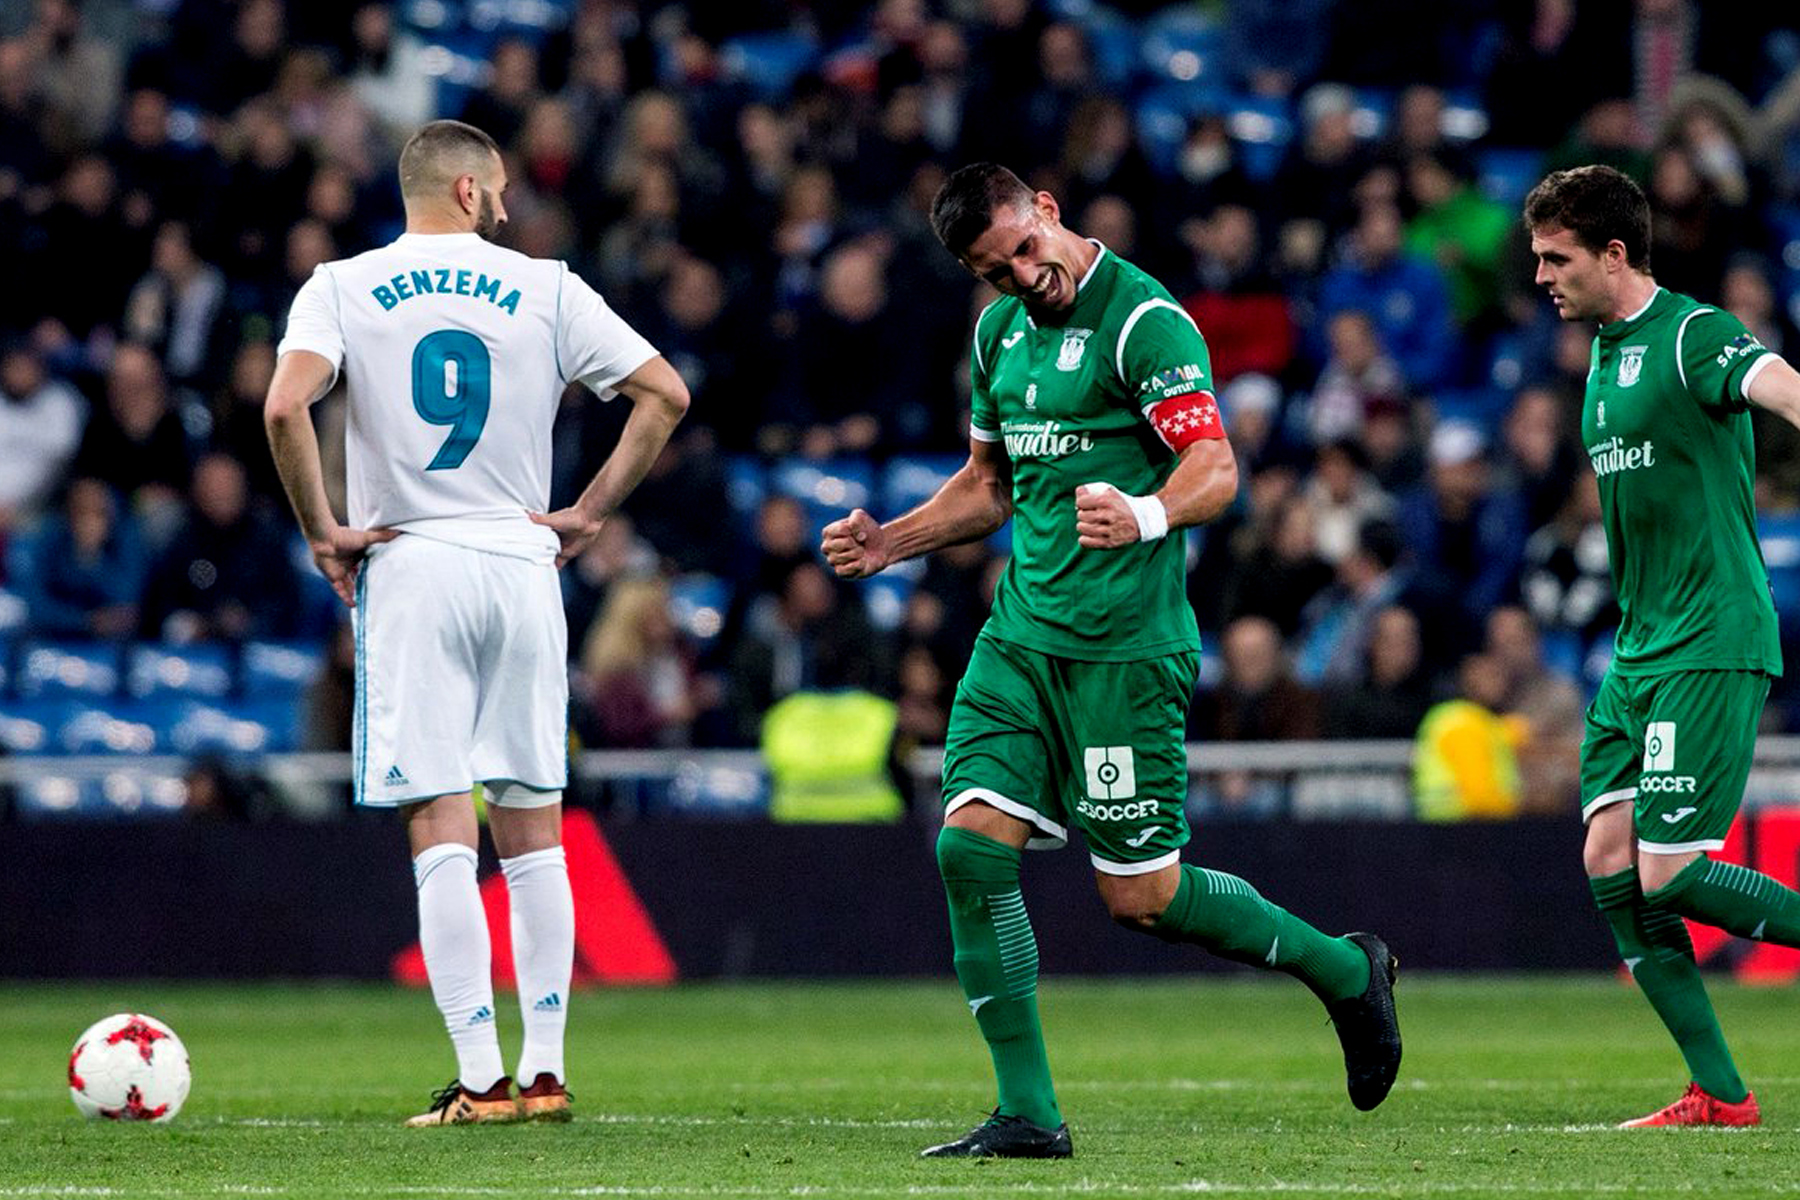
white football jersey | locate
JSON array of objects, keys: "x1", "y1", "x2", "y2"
[{"x1": 277, "y1": 231, "x2": 657, "y2": 563}]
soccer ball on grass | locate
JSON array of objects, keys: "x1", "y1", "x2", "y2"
[{"x1": 67, "y1": 1013, "x2": 191, "y2": 1121}]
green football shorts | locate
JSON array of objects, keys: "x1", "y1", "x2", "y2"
[
  {"x1": 940, "y1": 633, "x2": 1198, "y2": 874},
  {"x1": 1580, "y1": 668, "x2": 1771, "y2": 853}
]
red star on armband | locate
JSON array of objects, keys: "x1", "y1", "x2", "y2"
[{"x1": 1146, "y1": 392, "x2": 1225, "y2": 451}]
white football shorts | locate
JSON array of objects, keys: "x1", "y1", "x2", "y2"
[{"x1": 353, "y1": 534, "x2": 568, "y2": 806}]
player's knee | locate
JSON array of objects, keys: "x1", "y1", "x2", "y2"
[
  {"x1": 1582, "y1": 806, "x2": 1635, "y2": 878},
  {"x1": 1097, "y1": 876, "x2": 1171, "y2": 931}
]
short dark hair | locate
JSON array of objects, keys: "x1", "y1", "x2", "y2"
[
  {"x1": 930, "y1": 163, "x2": 1035, "y2": 255},
  {"x1": 1522, "y1": 165, "x2": 1652, "y2": 271},
  {"x1": 398, "y1": 120, "x2": 501, "y2": 200}
]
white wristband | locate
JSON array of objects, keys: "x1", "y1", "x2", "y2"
[
  {"x1": 1124, "y1": 492, "x2": 1170, "y2": 541},
  {"x1": 1083, "y1": 482, "x2": 1169, "y2": 542}
]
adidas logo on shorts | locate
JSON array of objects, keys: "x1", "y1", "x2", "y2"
[{"x1": 385, "y1": 764, "x2": 409, "y2": 787}]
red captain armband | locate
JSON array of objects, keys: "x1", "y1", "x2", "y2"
[{"x1": 1144, "y1": 391, "x2": 1225, "y2": 451}]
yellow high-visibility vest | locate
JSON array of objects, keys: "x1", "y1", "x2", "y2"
[
  {"x1": 762, "y1": 690, "x2": 903, "y2": 823},
  {"x1": 1413, "y1": 700, "x2": 1523, "y2": 821}
]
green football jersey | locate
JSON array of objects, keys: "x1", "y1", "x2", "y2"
[
  {"x1": 1582, "y1": 287, "x2": 1782, "y2": 678},
  {"x1": 969, "y1": 245, "x2": 1215, "y2": 661}
]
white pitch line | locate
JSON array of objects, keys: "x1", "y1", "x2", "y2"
[{"x1": 10, "y1": 1183, "x2": 1800, "y2": 1198}]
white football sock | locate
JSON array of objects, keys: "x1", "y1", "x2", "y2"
[
  {"x1": 501, "y1": 846, "x2": 574, "y2": 1085},
  {"x1": 414, "y1": 843, "x2": 504, "y2": 1093}
]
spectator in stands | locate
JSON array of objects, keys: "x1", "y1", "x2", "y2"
[
  {"x1": 1300, "y1": 439, "x2": 1396, "y2": 566},
  {"x1": 1483, "y1": 0, "x2": 1624, "y2": 147},
  {"x1": 32, "y1": 153, "x2": 141, "y2": 354},
  {"x1": 20, "y1": 0, "x2": 121, "y2": 147},
  {"x1": 893, "y1": 643, "x2": 951, "y2": 746},
  {"x1": 1413, "y1": 651, "x2": 1524, "y2": 821},
  {"x1": 1378, "y1": 85, "x2": 1452, "y2": 163},
  {"x1": 1646, "y1": 141, "x2": 1740, "y2": 300},
  {"x1": 1316, "y1": 201, "x2": 1456, "y2": 393},
  {"x1": 1272, "y1": 83, "x2": 1371, "y2": 274},
  {"x1": 725, "y1": 561, "x2": 889, "y2": 745},
  {"x1": 139, "y1": 452, "x2": 297, "y2": 643},
  {"x1": 459, "y1": 37, "x2": 540, "y2": 153},
  {"x1": 1056, "y1": 96, "x2": 1153, "y2": 222},
  {"x1": 621, "y1": 428, "x2": 735, "y2": 576},
  {"x1": 216, "y1": 99, "x2": 314, "y2": 280},
  {"x1": 575, "y1": 577, "x2": 713, "y2": 749},
  {"x1": 1498, "y1": 385, "x2": 1581, "y2": 532},
  {"x1": 122, "y1": 220, "x2": 231, "y2": 395},
  {"x1": 1178, "y1": 204, "x2": 1294, "y2": 386},
  {"x1": 560, "y1": 513, "x2": 659, "y2": 660},
  {"x1": 789, "y1": 237, "x2": 920, "y2": 455},
  {"x1": 1192, "y1": 614, "x2": 1320, "y2": 819},
  {"x1": 1520, "y1": 473, "x2": 1618, "y2": 645},
  {"x1": 1308, "y1": 309, "x2": 1404, "y2": 445},
  {"x1": 1222, "y1": 0, "x2": 1333, "y2": 99},
  {"x1": 104, "y1": 87, "x2": 217, "y2": 232},
  {"x1": 345, "y1": 1, "x2": 435, "y2": 150},
  {"x1": 1295, "y1": 517, "x2": 1408, "y2": 685},
  {"x1": 0, "y1": 341, "x2": 85, "y2": 534},
  {"x1": 1359, "y1": 394, "x2": 1426, "y2": 494},
  {"x1": 1218, "y1": 492, "x2": 1334, "y2": 640},
  {"x1": 303, "y1": 620, "x2": 355, "y2": 753},
  {"x1": 1485, "y1": 604, "x2": 1584, "y2": 814},
  {"x1": 1722, "y1": 254, "x2": 1796, "y2": 361},
  {"x1": 1192, "y1": 615, "x2": 1320, "y2": 743},
  {"x1": 1403, "y1": 150, "x2": 1511, "y2": 333},
  {"x1": 1320, "y1": 604, "x2": 1435, "y2": 739},
  {"x1": 71, "y1": 342, "x2": 192, "y2": 540},
  {"x1": 1397, "y1": 421, "x2": 1528, "y2": 645},
  {"x1": 17, "y1": 476, "x2": 145, "y2": 640}
]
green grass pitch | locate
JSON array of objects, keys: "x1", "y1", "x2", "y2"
[{"x1": 2, "y1": 976, "x2": 1797, "y2": 1198}]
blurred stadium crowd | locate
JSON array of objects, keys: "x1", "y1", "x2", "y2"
[{"x1": 6, "y1": 0, "x2": 1800, "y2": 819}]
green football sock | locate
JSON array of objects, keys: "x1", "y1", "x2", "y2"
[
  {"x1": 1591, "y1": 868, "x2": 1746, "y2": 1103},
  {"x1": 1149, "y1": 864, "x2": 1370, "y2": 1003},
  {"x1": 935, "y1": 827, "x2": 1061, "y2": 1129},
  {"x1": 1648, "y1": 856, "x2": 1800, "y2": 948}
]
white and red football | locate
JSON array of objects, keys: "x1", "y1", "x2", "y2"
[{"x1": 68, "y1": 1013, "x2": 191, "y2": 1122}]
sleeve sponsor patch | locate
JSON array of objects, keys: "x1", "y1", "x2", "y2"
[
  {"x1": 1716, "y1": 332, "x2": 1766, "y2": 369},
  {"x1": 1138, "y1": 363, "x2": 1209, "y2": 402},
  {"x1": 1144, "y1": 391, "x2": 1224, "y2": 451}
]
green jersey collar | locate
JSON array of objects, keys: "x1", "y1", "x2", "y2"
[{"x1": 1599, "y1": 286, "x2": 1666, "y2": 340}]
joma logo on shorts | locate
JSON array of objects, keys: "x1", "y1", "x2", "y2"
[
  {"x1": 1638, "y1": 775, "x2": 1698, "y2": 794},
  {"x1": 1075, "y1": 798, "x2": 1159, "y2": 822}
]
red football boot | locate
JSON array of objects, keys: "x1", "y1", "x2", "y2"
[{"x1": 1619, "y1": 1083, "x2": 1760, "y2": 1128}]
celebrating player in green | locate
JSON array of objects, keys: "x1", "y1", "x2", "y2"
[
  {"x1": 1527, "y1": 165, "x2": 1800, "y2": 1127},
  {"x1": 821, "y1": 163, "x2": 1401, "y2": 1158}
]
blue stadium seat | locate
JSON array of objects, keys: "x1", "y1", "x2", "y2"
[
  {"x1": 0, "y1": 699, "x2": 64, "y2": 753},
  {"x1": 1082, "y1": 12, "x2": 1142, "y2": 91},
  {"x1": 15, "y1": 642, "x2": 121, "y2": 699},
  {"x1": 1135, "y1": 83, "x2": 1225, "y2": 177},
  {"x1": 1476, "y1": 147, "x2": 1545, "y2": 208},
  {"x1": 0, "y1": 585, "x2": 27, "y2": 638},
  {"x1": 242, "y1": 641, "x2": 326, "y2": 698},
  {"x1": 719, "y1": 31, "x2": 820, "y2": 100},
  {"x1": 53, "y1": 701, "x2": 158, "y2": 754},
  {"x1": 858, "y1": 573, "x2": 915, "y2": 633},
  {"x1": 879, "y1": 454, "x2": 964, "y2": 522},
  {"x1": 655, "y1": 761, "x2": 769, "y2": 819},
  {"x1": 1539, "y1": 628, "x2": 1583, "y2": 682},
  {"x1": 667, "y1": 573, "x2": 729, "y2": 649},
  {"x1": 1140, "y1": 7, "x2": 1223, "y2": 86},
  {"x1": 126, "y1": 643, "x2": 234, "y2": 701},
  {"x1": 768, "y1": 458, "x2": 876, "y2": 536},
  {"x1": 723, "y1": 454, "x2": 768, "y2": 527},
  {"x1": 1349, "y1": 88, "x2": 1395, "y2": 141},
  {"x1": 160, "y1": 699, "x2": 289, "y2": 757},
  {"x1": 1761, "y1": 513, "x2": 1800, "y2": 639},
  {"x1": 15, "y1": 773, "x2": 186, "y2": 822},
  {"x1": 1225, "y1": 95, "x2": 1295, "y2": 184}
]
